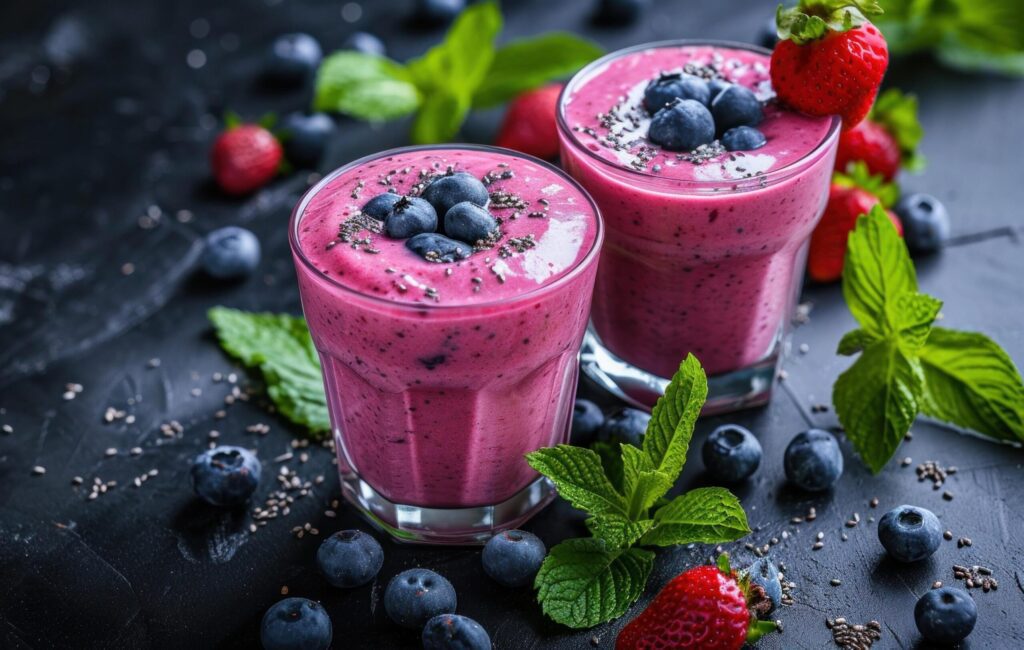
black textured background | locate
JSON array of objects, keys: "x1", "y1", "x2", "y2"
[{"x1": 1, "y1": 1, "x2": 1023, "y2": 648}]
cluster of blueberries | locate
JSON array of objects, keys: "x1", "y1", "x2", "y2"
[
  {"x1": 642, "y1": 72, "x2": 767, "y2": 153},
  {"x1": 571, "y1": 399, "x2": 977, "y2": 645},
  {"x1": 362, "y1": 171, "x2": 499, "y2": 263}
]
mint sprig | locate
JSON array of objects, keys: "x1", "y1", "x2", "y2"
[
  {"x1": 527, "y1": 355, "x2": 750, "y2": 629},
  {"x1": 208, "y1": 307, "x2": 330, "y2": 438},
  {"x1": 313, "y1": 2, "x2": 602, "y2": 143},
  {"x1": 834, "y1": 207, "x2": 1024, "y2": 471}
]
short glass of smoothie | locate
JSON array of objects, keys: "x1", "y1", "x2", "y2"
[
  {"x1": 558, "y1": 40, "x2": 840, "y2": 413},
  {"x1": 289, "y1": 145, "x2": 603, "y2": 544}
]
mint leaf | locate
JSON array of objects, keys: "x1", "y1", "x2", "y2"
[
  {"x1": 586, "y1": 515, "x2": 653, "y2": 549},
  {"x1": 621, "y1": 444, "x2": 672, "y2": 518},
  {"x1": 472, "y1": 33, "x2": 603, "y2": 108},
  {"x1": 890, "y1": 293, "x2": 943, "y2": 351},
  {"x1": 411, "y1": 90, "x2": 471, "y2": 145},
  {"x1": 643, "y1": 354, "x2": 706, "y2": 478},
  {"x1": 919, "y1": 328, "x2": 1024, "y2": 442},
  {"x1": 525, "y1": 445, "x2": 628, "y2": 518},
  {"x1": 842, "y1": 205, "x2": 918, "y2": 336},
  {"x1": 837, "y1": 328, "x2": 880, "y2": 356},
  {"x1": 834, "y1": 340, "x2": 924, "y2": 473},
  {"x1": 535, "y1": 538, "x2": 654, "y2": 629},
  {"x1": 640, "y1": 487, "x2": 750, "y2": 547},
  {"x1": 589, "y1": 439, "x2": 625, "y2": 491},
  {"x1": 208, "y1": 308, "x2": 329, "y2": 437},
  {"x1": 313, "y1": 52, "x2": 420, "y2": 120}
]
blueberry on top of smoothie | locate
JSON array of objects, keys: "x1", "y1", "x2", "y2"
[
  {"x1": 644, "y1": 73, "x2": 711, "y2": 112},
  {"x1": 362, "y1": 191, "x2": 402, "y2": 221},
  {"x1": 421, "y1": 171, "x2": 489, "y2": 218},
  {"x1": 711, "y1": 84, "x2": 764, "y2": 133},
  {"x1": 707, "y1": 78, "x2": 731, "y2": 102},
  {"x1": 384, "y1": 196, "x2": 438, "y2": 239},
  {"x1": 406, "y1": 233, "x2": 472, "y2": 263},
  {"x1": 648, "y1": 99, "x2": 716, "y2": 152},
  {"x1": 722, "y1": 126, "x2": 767, "y2": 152},
  {"x1": 444, "y1": 201, "x2": 498, "y2": 244}
]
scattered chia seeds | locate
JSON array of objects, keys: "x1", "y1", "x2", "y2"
[
  {"x1": 917, "y1": 460, "x2": 953, "y2": 489},
  {"x1": 826, "y1": 618, "x2": 882, "y2": 648},
  {"x1": 953, "y1": 564, "x2": 997, "y2": 591}
]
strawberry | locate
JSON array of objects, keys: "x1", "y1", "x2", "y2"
[
  {"x1": 835, "y1": 88, "x2": 925, "y2": 180},
  {"x1": 808, "y1": 162, "x2": 902, "y2": 283},
  {"x1": 770, "y1": 0, "x2": 888, "y2": 128},
  {"x1": 616, "y1": 556, "x2": 776, "y2": 650},
  {"x1": 211, "y1": 119, "x2": 283, "y2": 195},
  {"x1": 495, "y1": 84, "x2": 564, "y2": 160}
]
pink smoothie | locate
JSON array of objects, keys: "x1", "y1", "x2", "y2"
[
  {"x1": 291, "y1": 146, "x2": 601, "y2": 508},
  {"x1": 559, "y1": 42, "x2": 839, "y2": 379}
]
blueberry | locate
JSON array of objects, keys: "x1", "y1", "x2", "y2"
[
  {"x1": 423, "y1": 614, "x2": 492, "y2": 650},
  {"x1": 384, "y1": 196, "x2": 438, "y2": 239},
  {"x1": 711, "y1": 84, "x2": 764, "y2": 133},
  {"x1": 746, "y1": 557, "x2": 781, "y2": 614},
  {"x1": 281, "y1": 112, "x2": 335, "y2": 168},
  {"x1": 758, "y1": 16, "x2": 779, "y2": 49},
  {"x1": 707, "y1": 79, "x2": 731, "y2": 103},
  {"x1": 894, "y1": 193, "x2": 950, "y2": 255},
  {"x1": 444, "y1": 202, "x2": 498, "y2": 244},
  {"x1": 597, "y1": 408, "x2": 650, "y2": 447},
  {"x1": 384, "y1": 568, "x2": 457, "y2": 629},
  {"x1": 406, "y1": 233, "x2": 472, "y2": 263},
  {"x1": 361, "y1": 192, "x2": 402, "y2": 221},
  {"x1": 702, "y1": 424, "x2": 762, "y2": 483},
  {"x1": 416, "y1": 0, "x2": 465, "y2": 26},
  {"x1": 915, "y1": 587, "x2": 977, "y2": 644},
  {"x1": 202, "y1": 226, "x2": 261, "y2": 280},
  {"x1": 722, "y1": 126, "x2": 767, "y2": 152},
  {"x1": 878, "y1": 505, "x2": 942, "y2": 562},
  {"x1": 647, "y1": 99, "x2": 715, "y2": 152},
  {"x1": 260, "y1": 597, "x2": 332, "y2": 650},
  {"x1": 343, "y1": 31, "x2": 386, "y2": 57},
  {"x1": 643, "y1": 74, "x2": 711, "y2": 113},
  {"x1": 316, "y1": 530, "x2": 384, "y2": 588},
  {"x1": 421, "y1": 172, "x2": 489, "y2": 220},
  {"x1": 595, "y1": 0, "x2": 650, "y2": 23},
  {"x1": 783, "y1": 429, "x2": 843, "y2": 492},
  {"x1": 190, "y1": 445, "x2": 261, "y2": 506},
  {"x1": 482, "y1": 529, "x2": 546, "y2": 588},
  {"x1": 265, "y1": 33, "x2": 322, "y2": 84},
  {"x1": 570, "y1": 399, "x2": 604, "y2": 446}
]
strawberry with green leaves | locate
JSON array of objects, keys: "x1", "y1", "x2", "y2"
[
  {"x1": 616, "y1": 555, "x2": 777, "y2": 650},
  {"x1": 808, "y1": 162, "x2": 902, "y2": 283},
  {"x1": 770, "y1": 0, "x2": 889, "y2": 128},
  {"x1": 210, "y1": 114, "x2": 283, "y2": 195},
  {"x1": 835, "y1": 88, "x2": 925, "y2": 180}
]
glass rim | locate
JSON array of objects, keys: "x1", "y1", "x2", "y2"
[
  {"x1": 288, "y1": 143, "x2": 605, "y2": 312},
  {"x1": 556, "y1": 38, "x2": 843, "y2": 192}
]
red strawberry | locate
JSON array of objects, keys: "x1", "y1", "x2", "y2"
[
  {"x1": 808, "y1": 163, "x2": 902, "y2": 283},
  {"x1": 770, "y1": 0, "x2": 889, "y2": 128},
  {"x1": 495, "y1": 84, "x2": 564, "y2": 160},
  {"x1": 835, "y1": 88, "x2": 924, "y2": 180},
  {"x1": 211, "y1": 122, "x2": 283, "y2": 195},
  {"x1": 616, "y1": 558, "x2": 776, "y2": 650}
]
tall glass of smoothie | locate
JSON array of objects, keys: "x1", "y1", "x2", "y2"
[
  {"x1": 558, "y1": 40, "x2": 840, "y2": 412},
  {"x1": 289, "y1": 145, "x2": 603, "y2": 544}
]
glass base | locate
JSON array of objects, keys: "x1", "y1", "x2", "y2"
[
  {"x1": 580, "y1": 329, "x2": 778, "y2": 414},
  {"x1": 338, "y1": 471, "x2": 556, "y2": 545}
]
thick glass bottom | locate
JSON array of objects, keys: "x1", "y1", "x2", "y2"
[
  {"x1": 580, "y1": 328, "x2": 779, "y2": 414},
  {"x1": 337, "y1": 468, "x2": 556, "y2": 545}
]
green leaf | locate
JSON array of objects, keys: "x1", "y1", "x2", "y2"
[
  {"x1": 777, "y1": 1, "x2": 883, "y2": 45},
  {"x1": 870, "y1": 89, "x2": 926, "y2": 172},
  {"x1": 919, "y1": 328, "x2": 1024, "y2": 442},
  {"x1": 411, "y1": 90, "x2": 470, "y2": 144},
  {"x1": 407, "y1": 1, "x2": 502, "y2": 94},
  {"x1": 535, "y1": 538, "x2": 654, "y2": 629},
  {"x1": 842, "y1": 205, "x2": 918, "y2": 336},
  {"x1": 890, "y1": 292, "x2": 943, "y2": 351},
  {"x1": 208, "y1": 308, "x2": 329, "y2": 437},
  {"x1": 620, "y1": 444, "x2": 672, "y2": 519},
  {"x1": 525, "y1": 445, "x2": 628, "y2": 518},
  {"x1": 833, "y1": 340, "x2": 924, "y2": 473},
  {"x1": 313, "y1": 52, "x2": 420, "y2": 120},
  {"x1": 837, "y1": 328, "x2": 881, "y2": 355},
  {"x1": 586, "y1": 515, "x2": 653, "y2": 549},
  {"x1": 589, "y1": 440, "x2": 625, "y2": 492},
  {"x1": 472, "y1": 33, "x2": 603, "y2": 108},
  {"x1": 643, "y1": 354, "x2": 707, "y2": 479},
  {"x1": 834, "y1": 161, "x2": 899, "y2": 207},
  {"x1": 640, "y1": 487, "x2": 750, "y2": 547}
]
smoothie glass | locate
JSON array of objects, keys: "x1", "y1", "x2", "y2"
[
  {"x1": 558, "y1": 40, "x2": 841, "y2": 413},
  {"x1": 289, "y1": 145, "x2": 603, "y2": 544}
]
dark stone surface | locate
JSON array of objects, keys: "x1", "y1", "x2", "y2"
[{"x1": 1, "y1": 1, "x2": 1023, "y2": 648}]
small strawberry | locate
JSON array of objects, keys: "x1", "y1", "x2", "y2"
[
  {"x1": 616, "y1": 555, "x2": 776, "y2": 650},
  {"x1": 808, "y1": 161, "x2": 902, "y2": 283},
  {"x1": 211, "y1": 115, "x2": 283, "y2": 195},
  {"x1": 835, "y1": 88, "x2": 925, "y2": 180},
  {"x1": 770, "y1": 0, "x2": 888, "y2": 128},
  {"x1": 495, "y1": 84, "x2": 564, "y2": 160}
]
